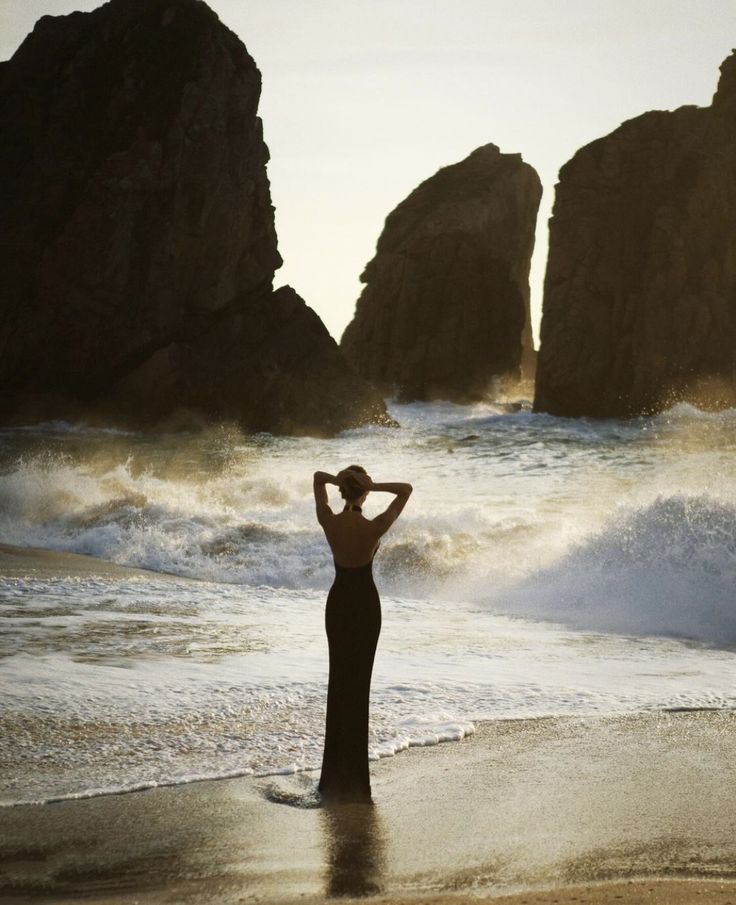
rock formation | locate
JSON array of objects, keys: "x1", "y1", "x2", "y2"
[
  {"x1": 535, "y1": 51, "x2": 736, "y2": 418},
  {"x1": 0, "y1": 0, "x2": 390, "y2": 434},
  {"x1": 340, "y1": 145, "x2": 542, "y2": 402}
]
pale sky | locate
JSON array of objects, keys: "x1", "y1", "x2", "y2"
[{"x1": 2, "y1": 1, "x2": 734, "y2": 343}]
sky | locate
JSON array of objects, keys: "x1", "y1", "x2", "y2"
[{"x1": 1, "y1": 1, "x2": 734, "y2": 343}]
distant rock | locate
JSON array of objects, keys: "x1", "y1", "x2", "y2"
[
  {"x1": 340, "y1": 145, "x2": 542, "y2": 402},
  {"x1": 0, "y1": 0, "x2": 390, "y2": 434},
  {"x1": 535, "y1": 51, "x2": 736, "y2": 418}
]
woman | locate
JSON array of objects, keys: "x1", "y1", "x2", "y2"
[{"x1": 313, "y1": 465, "x2": 413, "y2": 802}]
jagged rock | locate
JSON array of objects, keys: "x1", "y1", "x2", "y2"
[
  {"x1": 0, "y1": 0, "x2": 390, "y2": 434},
  {"x1": 340, "y1": 145, "x2": 542, "y2": 402},
  {"x1": 114, "y1": 285, "x2": 392, "y2": 434},
  {"x1": 535, "y1": 51, "x2": 736, "y2": 418}
]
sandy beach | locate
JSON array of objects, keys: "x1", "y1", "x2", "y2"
[
  {"x1": 2, "y1": 546, "x2": 735, "y2": 903},
  {"x1": 0, "y1": 543, "x2": 179, "y2": 580},
  {"x1": 2, "y1": 0, "x2": 736, "y2": 901},
  {"x1": 2, "y1": 705, "x2": 735, "y2": 904}
]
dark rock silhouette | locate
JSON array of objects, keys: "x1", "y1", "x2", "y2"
[
  {"x1": 0, "y1": 0, "x2": 390, "y2": 434},
  {"x1": 340, "y1": 145, "x2": 542, "y2": 402},
  {"x1": 114, "y1": 285, "x2": 393, "y2": 435},
  {"x1": 535, "y1": 50, "x2": 736, "y2": 418}
]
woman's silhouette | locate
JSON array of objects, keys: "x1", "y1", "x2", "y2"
[{"x1": 313, "y1": 465, "x2": 412, "y2": 802}]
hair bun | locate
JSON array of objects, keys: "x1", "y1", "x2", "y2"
[{"x1": 339, "y1": 464, "x2": 367, "y2": 502}]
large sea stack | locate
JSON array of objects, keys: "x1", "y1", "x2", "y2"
[
  {"x1": 0, "y1": 0, "x2": 390, "y2": 434},
  {"x1": 535, "y1": 51, "x2": 736, "y2": 418},
  {"x1": 340, "y1": 145, "x2": 542, "y2": 402}
]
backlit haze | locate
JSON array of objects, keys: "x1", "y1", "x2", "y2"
[{"x1": 2, "y1": 0, "x2": 733, "y2": 343}]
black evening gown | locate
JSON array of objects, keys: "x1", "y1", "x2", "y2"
[{"x1": 318, "y1": 551, "x2": 381, "y2": 802}]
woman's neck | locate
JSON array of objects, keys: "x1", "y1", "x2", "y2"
[{"x1": 343, "y1": 503, "x2": 362, "y2": 513}]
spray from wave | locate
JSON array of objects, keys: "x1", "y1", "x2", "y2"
[
  {"x1": 2, "y1": 408, "x2": 736, "y2": 647},
  {"x1": 487, "y1": 495, "x2": 736, "y2": 646},
  {"x1": 2, "y1": 410, "x2": 736, "y2": 807}
]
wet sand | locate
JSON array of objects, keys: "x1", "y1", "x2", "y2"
[
  {"x1": 2, "y1": 710, "x2": 735, "y2": 904},
  {"x1": 0, "y1": 543, "x2": 177, "y2": 580},
  {"x1": 2, "y1": 546, "x2": 734, "y2": 902},
  {"x1": 486, "y1": 879, "x2": 736, "y2": 903}
]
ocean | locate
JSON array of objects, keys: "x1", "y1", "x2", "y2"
[{"x1": 1, "y1": 399, "x2": 735, "y2": 807}]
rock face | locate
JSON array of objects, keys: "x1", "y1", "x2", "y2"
[
  {"x1": 116, "y1": 285, "x2": 393, "y2": 435},
  {"x1": 535, "y1": 51, "x2": 736, "y2": 418},
  {"x1": 340, "y1": 145, "x2": 542, "y2": 402},
  {"x1": 0, "y1": 0, "x2": 389, "y2": 434}
]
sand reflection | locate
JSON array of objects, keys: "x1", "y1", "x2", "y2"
[{"x1": 321, "y1": 802, "x2": 386, "y2": 897}]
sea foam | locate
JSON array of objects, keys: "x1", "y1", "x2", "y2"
[
  {"x1": 2, "y1": 403, "x2": 736, "y2": 805},
  {"x1": 490, "y1": 495, "x2": 736, "y2": 645}
]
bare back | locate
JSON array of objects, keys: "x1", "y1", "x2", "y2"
[
  {"x1": 319, "y1": 511, "x2": 383, "y2": 568},
  {"x1": 313, "y1": 471, "x2": 413, "y2": 568}
]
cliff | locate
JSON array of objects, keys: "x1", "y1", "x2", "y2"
[
  {"x1": 340, "y1": 145, "x2": 542, "y2": 402},
  {"x1": 0, "y1": 0, "x2": 390, "y2": 434},
  {"x1": 534, "y1": 51, "x2": 736, "y2": 418}
]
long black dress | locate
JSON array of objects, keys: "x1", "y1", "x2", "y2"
[{"x1": 318, "y1": 549, "x2": 381, "y2": 802}]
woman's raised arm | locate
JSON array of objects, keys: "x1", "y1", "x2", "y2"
[
  {"x1": 313, "y1": 471, "x2": 338, "y2": 525},
  {"x1": 370, "y1": 482, "x2": 413, "y2": 496},
  {"x1": 369, "y1": 481, "x2": 413, "y2": 533}
]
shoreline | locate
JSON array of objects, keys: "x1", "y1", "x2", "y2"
[
  {"x1": 0, "y1": 542, "x2": 182, "y2": 580},
  {"x1": 2, "y1": 711, "x2": 735, "y2": 903},
  {"x1": 3, "y1": 544, "x2": 735, "y2": 902}
]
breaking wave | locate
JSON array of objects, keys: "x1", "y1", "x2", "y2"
[
  {"x1": 2, "y1": 405, "x2": 736, "y2": 646},
  {"x1": 491, "y1": 495, "x2": 736, "y2": 646}
]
